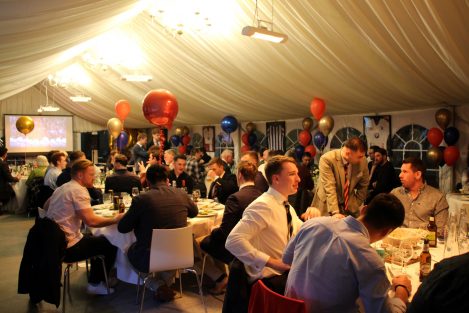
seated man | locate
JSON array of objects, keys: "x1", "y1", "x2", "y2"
[
  {"x1": 0, "y1": 147, "x2": 20, "y2": 212},
  {"x1": 200, "y1": 160, "x2": 262, "y2": 293},
  {"x1": 105, "y1": 154, "x2": 142, "y2": 194},
  {"x1": 225, "y1": 155, "x2": 303, "y2": 295},
  {"x1": 45, "y1": 159, "x2": 123, "y2": 295},
  {"x1": 185, "y1": 148, "x2": 206, "y2": 195},
  {"x1": 118, "y1": 164, "x2": 198, "y2": 301},
  {"x1": 164, "y1": 149, "x2": 176, "y2": 170},
  {"x1": 390, "y1": 157, "x2": 448, "y2": 235},
  {"x1": 284, "y1": 194, "x2": 412, "y2": 313},
  {"x1": 44, "y1": 151, "x2": 67, "y2": 190},
  {"x1": 169, "y1": 154, "x2": 194, "y2": 193},
  {"x1": 366, "y1": 148, "x2": 399, "y2": 204},
  {"x1": 207, "y1": 157, "x2": 238, "y2": 204}
]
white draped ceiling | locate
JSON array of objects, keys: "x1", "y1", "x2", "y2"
[{"x1": 1, "y1": 0, "x2": 468, "y2": 128}]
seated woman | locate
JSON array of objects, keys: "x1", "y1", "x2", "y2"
[{"x1": 26, "y1": 155, "x2": 49, "y2": 187}]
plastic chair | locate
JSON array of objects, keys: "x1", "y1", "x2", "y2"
[
  {"x1": 248, "y1": 280, "x2": 306, "y2": 313},
  {"x1": 137, "y1": 225, "x2": 207, "y2": 313}
]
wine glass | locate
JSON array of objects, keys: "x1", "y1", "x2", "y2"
[
  {"x1": 398, "y1": 241, "x2": 414, "y2": 274},
  {"x1": 192, "y1": 189, "x2": 201, "y2": 202},
  {"x1": 103, "y1": 193, "x2": 112, "y2": 205},
  {"x1": 131, "y1": 187, "x2": 139, "y2": 198}
]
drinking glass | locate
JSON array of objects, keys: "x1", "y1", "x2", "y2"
[
  {"x1": 131, "y1": 187, "x2": 140, "y2": 198},
  {"x1": 399, "y1": 241, "x2": 414, "y2": 273},
  {"x1": 103, "y1": 193, "x2": 112, "y2": 204},
  {"x1": 192, "y1": 189, "x2": 201, "y2": 202}
]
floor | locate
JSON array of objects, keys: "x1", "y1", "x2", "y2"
[{"x1": 0, "y1": 214, "x2": 224, "y2": 313}]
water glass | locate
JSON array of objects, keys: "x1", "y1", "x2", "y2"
[
  {"x1": 103, "y1": 193, "x2": 112, "y2": 204},
  {"x1": 192, "y1": 189, "x2": 201, "y2": 202},
  {"x1": 131, "y1": 187, "x2": 139, "y2": 198}
]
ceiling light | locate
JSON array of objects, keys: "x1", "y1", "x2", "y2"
[
  {"x1": 38, "y1": 105, "x2": 60, "y2": 112},
  {"x1": 242, "y1": 26, "x2": 288, "y2": 43},
  {"x1": 121, "y1": 74, "x2": 153, "y2": 82},
  {"x1": 70, "y1": 96, "x2": 92, "y2": 102}
]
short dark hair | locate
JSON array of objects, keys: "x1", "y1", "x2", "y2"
[
  {"x1": 369, "y1": 145, "x2": 380, "y2": 152},
  {"x1": 71, "y1": 159, "x2": 94, "y2": 178},
  {"x1": 69, "y1": 151, "x2": 85, "y2": 163},
  {"x1": 375, "y1": 148, "x2": 387, "y2": 157},
  {"x1": 363, "y1": 193, "x2": 405, "y2": 229},
  {"x1": 46, "y1": 150, "x2": 60, "y2": 162},
  {"x1": 151, "y1": 127, "x2": 161, "y2": 135},
  {"x1": 269, "y1": 150, "x2": 284, "y2": 157},
  {"x1": 191, "y1": 148, "x2": 202, "y2": 155},
  {"x1": 174, "y1": 154, "x2": 187, "y2": 162},
  {"x1": 207, "y1": 157, "x2": 224, "y2": 167},
  {"x1": 344, "y1": 137, "x2": 366, "y2": 152},
  {"x1": 403, "y1": 157, "x2": 426, "y2": 177},
  {"x1": 265, "y1": 155, "x2": 297, "y2": 185},
  {"x1": 148, "y1": 145, "x2": 161, "y2": 161},
  {"x1": 51, "y1": 152, "x2": 66, "y2": 166},
  {"x1": 303, "y1": 152, "x2": 312, "y2": 158},
  {"x1": 0, "y1": 147, "x2": 7, "y2": 157},
  {"x1": 241, "y1": 151, "x2": 259, "y2": 166},
  {"x1": 114, "y1": 154, "x2": 128, "y2": 166},
  {"x1": 237, "y1": 160, "x2": 258, "y2": 182},
  {"x1": 146, "y1": 164, "x2": 169, "y2": 185},
  {"x1": 137, "y1": 133, "x2": 147, "y2": 141}
]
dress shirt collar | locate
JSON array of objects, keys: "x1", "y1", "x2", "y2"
[
  {"x1": 339, "y1": 149, "x2": 349, "y2": 166},
  {"x1": 343, "y1": 216, "x2": 370, "y2": 240},
  {"x1": 239, "y1": 182, "x2": 255, "y2": 190},
  {"x1": 266, "y1": 187, "x2": 288, "y2": 204},
  {"x1": 401, "y1": 183, "x2": 427, "y2": 196}
]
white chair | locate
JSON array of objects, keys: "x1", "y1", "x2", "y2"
[{"x1": 137, "y1": 225, "x2": 207, "y2": 313}]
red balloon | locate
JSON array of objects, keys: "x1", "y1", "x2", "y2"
[
  {"x1": 427, "y1": 127, "x2": 443, "y2": 147},
  {"x1": 304, "y1": 145, "x2": 317, "y2": 157},
  {"x1": 142, "y1": 89, "x2": 178, "y2": 127},
  {"x1": 241, "y1": 133, "x2": 249, "y2": 145},
  {"x1": 444, "y1": 146, "x2": 460, "y2": 166},
  {"x1": 182, "y1": 135, "x2": 191, "y2": 145},
  {"x1": 310, "y1": 97, "x2": 326, "y2": 121},
  {"x1": 115, "y1": 99, "x2": 131, "y2": 121},
  {"x1": 241, "y1": 145, "x2": 251, "y2": 153},
  {"x1": 298, "y1": 130, "x2": 312, "y2": 147},
  {"x1": 178, "y1": 145, "x2": 187, "y2": 154}
]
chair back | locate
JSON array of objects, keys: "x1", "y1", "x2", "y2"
[
  {"x1": 248, "y1": 280, "x2": 306, "y2": 313},
  {"x1": 148, "y1": 225, "x2": 194, "y2": 273}
]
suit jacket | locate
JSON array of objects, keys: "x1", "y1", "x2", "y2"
[
  {"x1": 366, "y1": 161, "x2": 399, "y2": 204},
  {"x1": 254, "y1": 171, "x2": 269, "y2": 193},
  {"x1": 208, "y1": 172, "x2": 239, "y2": 204},
  {"x1": 0, "y1": 159, "x2": 19, "y2": 202},
  {"x1": 210, "y1": 185, "x2": 262, "y2": 243},
  {"x1": 312, "y1": 149, "x2": 369, "y2": 216},
  {"x1": 118, "y1": 183, "x2": 198, "y2": 273},
  {"x1": 169, "y1": 170, "x2": 195, "y2": 194},
  {"x1": 130, "y1": 143, "x2": 148, "y2": 165},
  {"x1": 105, "y1": 169, "x2": 142, "y2": 194}
]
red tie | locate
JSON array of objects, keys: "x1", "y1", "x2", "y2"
[{"x1": 343, "y1": 163, "x2": 349, "y2": 212}]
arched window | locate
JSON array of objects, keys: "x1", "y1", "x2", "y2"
[
  {"x1": 391, "y1": 124, "x2": 439, "y2": 187},
  {"x1": 286, "y1": 129, "x2": 302, "y2": 151},
  {"x1": 215, "y1": 131, "x2": 234, "y2": 157},
  {"x1": 330, "y1": 127, "x2": 367, "y2": 149}
]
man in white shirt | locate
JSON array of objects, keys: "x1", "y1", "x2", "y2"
[
  {"x1": 45, "y1": 159, "x2": 124, "y2": 295},
  {"x1": 44, "y1": 151, "x2": 67, "y2": 190},
  {"x1": 283, "y1": 193, "x2": 412, "y2": 313},
  {"x1": 225, "y1": 155, "x2": 303, "y2": 294}
]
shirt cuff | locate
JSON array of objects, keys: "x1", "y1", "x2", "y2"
[{"x1": 252, "y1": 251, "x2": 270, "y2": 271}]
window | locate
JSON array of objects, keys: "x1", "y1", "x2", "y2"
[
  {"x1": 286, "y1": 129, "x2": 301, "y2": 151},
  {"x1": 391, "y1": 124, "x2": 438, "y2": 187},
  {"x1": 330, "y1": 127, "x2": 367, "y2": 149},
  {"x1": 215, "y1": 131, "x2": 234, "y2": 157}
]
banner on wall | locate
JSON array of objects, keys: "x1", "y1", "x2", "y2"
[{"x1": 266, "y1": 121, "x2": 286, "y2": 151}]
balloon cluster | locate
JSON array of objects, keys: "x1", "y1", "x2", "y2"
[
  {"x1": 171, "y1": 126, "x2": 191, "y2": 154},
  {"x1": 294, "y1": 118, "x2": 316, "y2": 159},
  {"x1": 107, "y1": 99, "x2": 132, "y2": 150},
  {"x1": 309, "y1": 97, "x2": 334, "y2": 152},
  {"x1": 426, "y1": 108, "x2": 460, "y2": 167},
  {"x1": 241, "y1": 122, "x2": 257, "y2": 152}
]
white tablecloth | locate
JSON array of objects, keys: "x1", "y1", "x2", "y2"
[
  {"x1": 5, "y1": 177, "x2": 28, "y2": 214},
  {"x1": 90, "y1": 207, "x2": 224, "y2": 285},
  {"x1": 446, "y1": 193, "x2": 469, "y2": 215}
]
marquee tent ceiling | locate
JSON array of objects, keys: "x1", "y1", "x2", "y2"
[{"x1": 1, "y1": 0, "x2": 469, "y2": 128}]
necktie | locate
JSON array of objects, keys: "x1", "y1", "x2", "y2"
[
  {"x1": 343, "y1": 163, "x2": 350, "y2": 212},
  {"x1": 283, "y1": 201, "x2": 293, "y2": 239}
]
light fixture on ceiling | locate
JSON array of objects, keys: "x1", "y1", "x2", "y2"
[
  {"x1": 242, "y1": 0, "x2": 287, "y2": 43},
  {"x1": 69, "y1": 95, "x2": 92, "y2": 102},
  {"x1": 121, "y1": 74, "x2": 153, "y2": 82},
  {"x1": 38, "y1": 81, "x2": 60, "y2": 113}
]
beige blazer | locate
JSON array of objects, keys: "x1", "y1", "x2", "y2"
[{"x1": 312, "y1": 149, "x2": 369, "y2": 216}]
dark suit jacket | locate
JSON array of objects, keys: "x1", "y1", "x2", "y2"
[
  {"x1": 0, "y1": 159, "x2": 18, "y2": 202},
  {"x1": 105, "y1": 169, "x2": 142, "y2": 194},
  {"x1": 130, "y1": 143, "x2": 148, "y2": 165},
  {"x1": 254, "y1": 171, "x2": 269, "y2": 193},
  {"x1": 118, "y1": 183, "x2": 198, "y2": 273},
  {"x1": 366, "y1": 161, "x2": 399, "y2": 203},
  {"x1": 208, "y1": 172, "x2": 239, "y2": 204},
  {"x1": 146, "y1": 139, "x2": 170, "y2": 150},
  {"x1": 169, "y1": 170, "x2": 195, "y2": 194},
  {"x1": 223, "y1": 160, "x2": 232, "y2": 174},
  {"x1": 211, "y1": 185, "x2": 262, "y2": 243}
]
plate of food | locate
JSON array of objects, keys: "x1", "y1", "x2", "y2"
[
  {"x1": 212, "y1": 204, "x2": 225, "y2": 210},
  {"x1": 382, "y1": 227, "x2": 428, "y2": 247},
  {"x1": 197, "y1": 209, "x2": 217, "y2": 217}
]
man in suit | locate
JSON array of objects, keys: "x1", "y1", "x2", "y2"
[
  {"x1": 200, "y1": 160, "x2": 262, "y2": 293},
  {"x1": 146, "y1": 127, "x2": 170, "y2": 150},
  {"x1": 0, "y1": 147, "x2": 20, "y2": 213},
  {"x1": 240, "y1": 151, "x2": 269, "y2": 193},
  {"x1": 105, "y1": 154, "x2": 142, "y2": 194},
  {"x1": 130, "y1": 133, "x2": 148, "y2": 168},
  {"x1": 311, "y1": 137, "x2": 369, "y2": 217},
  {"x1": 118, "y1": 164, "x2": 198, "y2": 301},
  {"x1": 207, "y1": 157, "x2": 238, "y2": 204},
  {"x1": 169, "y1": 154, "x2": 194, "y2": 193},
  {"x1": 221, "y1": 149, "x2": 235, "y2": 174},
  {"x1": 366, "y1": 148, "x2": 399, "y2": 204}
]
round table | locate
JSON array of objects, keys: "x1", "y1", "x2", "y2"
[{"x1": 5, "y1": 177, "x2": 28, "y2": 214}]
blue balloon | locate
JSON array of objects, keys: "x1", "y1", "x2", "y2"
[
  {"x1": 444, "y1": 126, "x2": 459, "y2": 145},
  {"x1": 248, "y1": 133, "x2": 257, "y2": 146},
  {"x1": 313, "y1": 132, "x2": 327, "y2": 149},
  {"x1": 295, "y1": 145, "x2": 305, "y2": 159},
  {"x1": 116, "y1": 131, "x2": 129, "y2": 150},
  {"x1": 170, "y1": 135, "x2": 181, "y2": 146},
  {"x1": 220, "y1": 115, "x2": 238, "y2": 134}
]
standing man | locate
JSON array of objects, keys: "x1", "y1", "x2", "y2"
[
  {"x1": 311, "y1": 137, "x2": 369, "y2": 217},
  {"x1": 131, "y1": 133, "x2": 148, "y2": 169},
  {"x1": 45, "y1": 159, "x2": 123, "y2": 295},
  {"x1": 0, "y1": 147, "x2": 20, "y2": 213},
  {"x1": 366, "y1": 148, "x2": 399, "y2": 203},
  {"x1": 284, "y1": 194, "x2": 411, "y2": 313},
  {"x1": 391, "y1": 157, "x2": 448, "y2": 235},
  {"x1": 294, "y1": 152, "x2": 315, "y2": 216},
  {"x1": 44, "y1": 151, "x2": 67, "y2": 190},
  {"x1": 207, "y1": 157, "x2": 238, "y2": 204},
  {"x1": 225, "y1": 155, "x2": 303, "y2": 294},
  {"x1": 118, "y1": 164, "x2": 198, "y2": 301},
  {"x1": 221, "y1": 149, "x2": 235, "y2": 174},
  {"x1": 169, "y1": 155, "x2": 194, "y2": 193},
  {"x1": 368, "y1": 145, "x2": 380, "y2": 173},
  {"x1": 185, "y1": 148, "x2": 206, "y2": 192}
]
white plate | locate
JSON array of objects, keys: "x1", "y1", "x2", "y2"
[
  {"x1": 197, "y1": 212, "x2": 217, "y2": 217},
  {"x1": 213, "y1": 204, "x2": 225, "y2": 210},
  {"x1": 93, "y1": 203, "x2": 113, "y2": 210}
]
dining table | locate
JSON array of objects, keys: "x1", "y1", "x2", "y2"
[
  {"x1": 446, "y1": 193, "x2": 469, "y2": 215},
  {"x1": 89, "y1": 199, "x2": 224, "y2": 284},
  {"x1": 5, "y1": 177, "x2": 28, "y2": 214}
]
